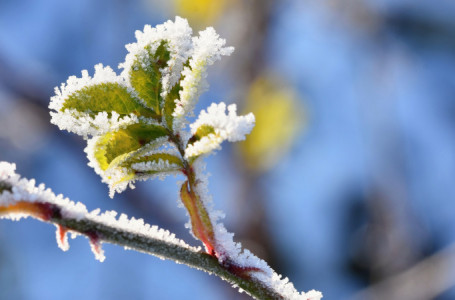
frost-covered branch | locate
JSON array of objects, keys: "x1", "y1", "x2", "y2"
[
  {"x1": 53, "y1": 216, "x2": 300, "y2": 300},
  {"x1": 0, "y1": 162, "x2": 321, "y2": 300}
]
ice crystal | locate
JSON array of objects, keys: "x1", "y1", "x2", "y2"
[{"x1": 185, "y1": 102, "x2": 255, "y2": 158}]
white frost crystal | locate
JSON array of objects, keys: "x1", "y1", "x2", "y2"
[
  {"x1": 84, "y1": 135, "x2": 177, "y2": 198},
  {"x1": 185, "y1": 102, "x2": 255, "y2": 158},
  {"x1": 0, "y1": 161, "x2": 198, "y2": 262},
  {"x1": 84, "y1": 136, "x2": 136, "y2": 198},
  {"x1": 0, "y1": 162, "x2": 87, "y2": 221},
  {"x1": 120, "y1": 16, "x2": 193, "y2": 97},
  {"x1": 49, "y1": 64, "x2": 139, "y2": 139},
  {"x1": 173, "y1": 28, "x2": 234, "y2": 129}
]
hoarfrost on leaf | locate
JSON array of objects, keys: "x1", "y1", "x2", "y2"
[
  {"x1": 49, "y1": 64, "x2": 145, "y2": 139},
  {"x1": 172, "y1": 28, "x2": 234, "y2": 130},
  {"x1": 185, "y1": 102, "x2": 255, "y2": 158},
  {"x1": 120, "y1": 16, "x2": 194, "y2": 98},
  {"x1": 49, "y1": 17, "x2": 237, "y2": 196}
]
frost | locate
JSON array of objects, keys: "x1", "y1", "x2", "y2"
[
  {"x1": 130, "y1": 144, "x2": 182, "y2": 173},
  {"x1": 0, "y1": 161, "x2": 16, "y2": 178},
  {"x1": 118, "y1": 17, "x2": 234, "y2": 131},
  {"x1": 131, "y1": 159, "x2": 180, "y2": 172},
  {"x1": 44, "y1": 17, "x2": 322, "y2": 298},
  {"x1": 84, "y1": 135, "x2": 136, "y2": 198},
  {"x1": 88, "y1": 233, "x2": 105, "y2": 262},
  {"x1": 84, "y1": 135, "x2": 174, "y2": 198},
  {"x1": 0, "y1": 162, "x2": 87, "y2": 220},
  {"x1": 120, "y1": 16, "x2": 193, "y2": 97},
  {"x1": 51, "y1": 109, "x2": 139, "y2": 139},
  {"x1": 173, "y1": 28, "x2": 234, "y2": 130},
  {"x1": 49, "y1": 64, "x2": 140, "y2": 139},
  {"x1": 0, "y1": 161, "x2": 198, "y2": 262},
  {"x1": 50, "y1": 64, "x2": 121, "y2": 112},
  {"x1": 252, "y1": 271, "x2": 323, "y2": 300},
  {"x1": 185, "y1": 102, "x2": 255, "y2": 158},
  {"x1": 56, "y1": 225, "x2": 70, "y2": 251}
]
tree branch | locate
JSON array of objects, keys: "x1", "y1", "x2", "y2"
[{"x1": 2, "y1": 199, "x2": 286, "y2": 300}]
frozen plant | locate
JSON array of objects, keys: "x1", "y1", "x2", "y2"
[{"x1": 0, "y1": 17, "x2": 322, "y2": 300}]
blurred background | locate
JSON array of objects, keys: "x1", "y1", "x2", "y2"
[{"x1": 1, "y1": 0, "x2": 455, "y2": 299}]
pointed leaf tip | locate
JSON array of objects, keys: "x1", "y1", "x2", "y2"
[{"x1": 88, "y1": 231, "x2": 105, "y2": 262}]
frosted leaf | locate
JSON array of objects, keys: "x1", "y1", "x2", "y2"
[
  {"x1": 49, "y1": 64, "x2": 143, "y2": 139},
  {"x1": 172, "y1": 27, "x2": 234, "y2": 130},
  {"x1": 305, "y1": 290, "x2": 324, "y2": 300},
  {"x1": 50, "y1": 64, "x2": 120, "y2": 112},
  {"x1": 120, "y1": 17, "x2": 193, "y2": 98},
  {"x1": 85, "y1": 135, "x2": 178, "y2": 198},
  {"x1": 87, "y1": 122, "x2": 169, "y2": 172},
  {"x1": 185, "y1": 102, "x2": 255, "y2": 158}
]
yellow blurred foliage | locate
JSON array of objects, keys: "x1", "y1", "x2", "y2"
[
  {"x1": 173, "y1": 0, "x2": 230, "y2": 27},
  {"x1": 239, "y1": 75, "x2": 306, "y2": 173}
]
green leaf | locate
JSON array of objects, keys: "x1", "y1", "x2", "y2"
[
  {"x1": 187, "y1": 125, "x2": 216, "y2": 146},
  {"x1": 62, "y1": 82, "x2": 156, "y2": 118},
  {"x1": 94, "y1": 122, "x2": 168, "y2": 171},
  {"x1": 130, "y1": 40, "x2": 171, "y2": 114}
]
